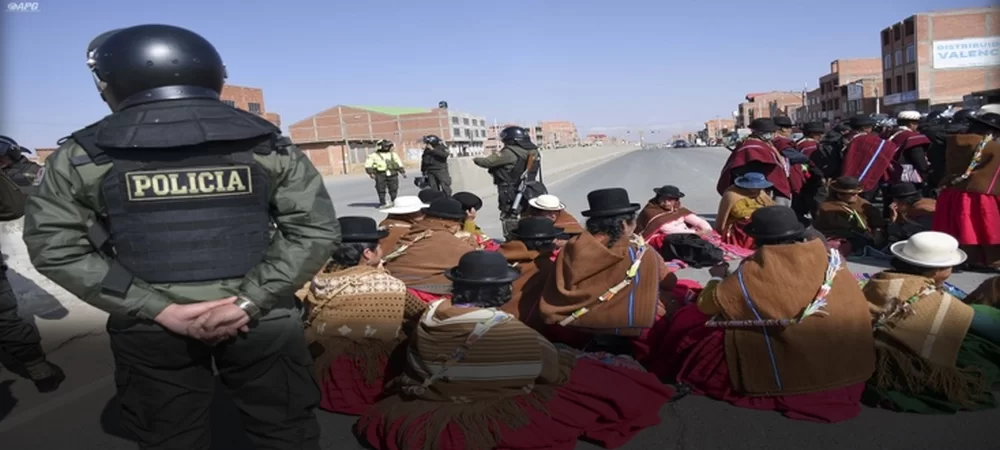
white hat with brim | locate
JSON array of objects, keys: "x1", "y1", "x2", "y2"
[
  {"x1": 897, "y1": 110, "x2": 921, "y2": 121},
  {"x1": 527, "y1": 194, "x2": 565, "y2": 211},
  {"x1": 889, "y1": 231, "x2": 967, "y2": 268},
  {"x1": 381, "y1": 196, "x2": 429, "y2": 215}
]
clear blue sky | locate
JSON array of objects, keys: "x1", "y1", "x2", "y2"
[{"x1": 0, "y1": 0, "x2": 993, "y2": 148}]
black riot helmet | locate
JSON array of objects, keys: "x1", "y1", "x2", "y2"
[
  {"x1": 86, "y1": 24, "x2": 227, "y2": 112},
  {"x1": 376, "y1": 139, "x2": 394, "y2": 152},
  {"x1": 499, "y1": 126, "x2": 531, "y2": 146},
  {"x1": 422, "y1": 135, "x2": 442, "y2": 147},
  {"x1": 952, "y1": 108, "x2": 977, "y2": 124}
]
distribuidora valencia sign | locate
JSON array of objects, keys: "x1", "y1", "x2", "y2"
[{"x1": 933, "y1": 37, "x2": 1000, "y2": 69}]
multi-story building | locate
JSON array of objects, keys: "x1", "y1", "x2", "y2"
[
  {"x1": 817, "y1": 58, "x2": 882, "y2": 122},
  {"x1": 220, "y1": 84, "x2": 281, "y2": 126},
  {"x1": 880, "y1": 7, "x2": 1000, "y2": 114},
  {"x1": 736, "y1": 91, "x2": 803, "y2": 128},
  {"x1": 288, "y1": 103, "x2": 487, "y2": 175},
  {"x1": 484, "y1": 120, "x2": 579, "y2": 152},
  {"x1": 844, "y1": 78, "x2": 885, "y2": 117},
  {"x1": 795, "y1": 88, "x2": 823, "y2": 124},
  {"x1": 704, "y1": 118, "x2": 735, "y2": 140}
]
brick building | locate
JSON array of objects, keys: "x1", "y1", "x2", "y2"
[
  {"x1": 736, "y1": 91, "x2": 803, "y2": 128},
  {"x1": 704, "y1": 118, "x2": 735, "y2": 140},
  {"x1": 844, "y1": 78, "x2": 885, "y2": 117},
  {"x1": 288, "y1": 104, "x2": 487, "y2": 175},
  {"x1": 795, "y1": 88, "x2": 823, "y2": 124},
  {"x1": 220, "y1": 84, "x2": 281, "y2": 126},
  {"x1": 484, "y1": 120, "x2": 579, "y2": 152},
  {"x1": 817, "y1": 58, "x2": 882, "y2": 122},
  {"x1": 880, "y1": 7, "x2": 1000, "y2": 114}
]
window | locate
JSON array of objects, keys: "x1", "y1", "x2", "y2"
[
  {"x1": 905, "y1": 19, "x2": 915, "y2": 36},
  {"x1": 222, "y1": 100, "x2": 236, "y2": 108},
  {"x1": 893, "y1": 24, "x2": 901, "y2": 41},
  {"x1": 907, "y1": 72, "x2": 916, "y2": 91},
  {"x1": 894, "y1": 50, "x2": 902, "y2": 66},
  {"x1": 248, "y1": 102, "x2": 261, "y2": 114},
  {"x1": 453, "y1": 128, "x2": 460, "y2": 137},
  {"x1": 452, "y1": 117, "x2": 460, "y2": 124},
  {"x1": 905, "y1": 45, "x2": 915, "y2": 63},
  {"x1": 895, "y1": 75, "x2": 903, "y2": 93},
  {"x1": 881, "y1": 30, "x2": 890, "y2": 46},
  {"x1": 884, "y1": 54, "x2": 892, "y2": 69},
  {"x1": 885, "y1": 78, "x2": 892, "y2": 94},
  {"x1": 462, "y1": 118, "x2": 469, "y2": 125}
]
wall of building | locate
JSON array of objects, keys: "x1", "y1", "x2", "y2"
[
  {"x1": 737, "y1": 91, "x2": 803, "y2": 127},
  {"x1": 220, "y1": 84, "x2": 281, "y2": 126},
  {"x1": 705, "y1": 118, "x2": 735, "y2": 139}
]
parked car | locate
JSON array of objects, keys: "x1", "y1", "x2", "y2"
[{"x1": 672, "y1": 140, "x2": 688, "y2": 148}]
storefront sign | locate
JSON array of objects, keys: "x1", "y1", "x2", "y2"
[
  {"x1": 846, "y1": 83, "x2": 864, "y2": 101},
  {"x1": 883, "y1": 91, "x2": 919, "y2": 106},
  {"x1": 933, "y1": 37, "x2": 1000, "y2": 69}
]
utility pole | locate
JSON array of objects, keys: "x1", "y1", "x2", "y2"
[{"x1": 875, "y1": 86, "x2": 881, "y2": 115}]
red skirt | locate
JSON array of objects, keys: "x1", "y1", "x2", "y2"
[
  {"x1": 933, "y1": 188, "x2": 1000, "y2": 245},
  {"x1": 319, "y1": 354, "x2": 391, "y2": 416},
  {"x1": 720, "y1": 221, "x2": 756, "y2": 250},
  {"x1": 408, "y1": 288, "x2": 451, "y2": 303},
  {"x1": 655, "y1": 304, "x2": 865, "y2": 423},
  {"x1": 355, "y1": 358, "x2": 673, "y2": 450}
]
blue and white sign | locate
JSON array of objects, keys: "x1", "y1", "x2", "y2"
[
  {"x1": 883, "y1": 91, "x2": 919, "y2": 106},
  {"x1": 933, "y1": 37, "x2": 1000, "y2": 69}
]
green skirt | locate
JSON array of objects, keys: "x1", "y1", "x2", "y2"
[{"x1": 863, "y1": 330, "x2": 1000, "y2": 414}]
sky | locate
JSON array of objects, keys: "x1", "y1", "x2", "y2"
[{"x1": 0, "y1": 0, "x2": 994, "y2": 148}]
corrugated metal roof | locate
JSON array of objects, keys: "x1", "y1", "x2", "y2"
[{"x1": 348, "y1": 105, "x2": 432, "y2": 116}]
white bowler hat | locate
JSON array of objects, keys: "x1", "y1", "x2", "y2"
[
  {"x1": 897, "y1": 110, "x2": 921, "y2": 121},
  {"x1": 527, "y1": 194, "x2": 565, "y2": 211},
  {"x1": 381, "y1": 196, "x2": 429, "y2": 215},
  {"x1": 889, "y1": 231, "x2": 967, "y2": 268}
]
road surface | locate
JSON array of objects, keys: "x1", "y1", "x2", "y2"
[{"x1": 1, "y1": 147, "x2": 996, "y2": 449}]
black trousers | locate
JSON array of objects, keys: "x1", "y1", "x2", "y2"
[
  {"x1": 374, "y1": 173, "x2": 400, "y2": 204},
  {"x1": 425, "y1": 170, "x2": 452, "y2": 196},
  {"x1": 107, "y1": 307, "x2": 320, "y2": 450},
  {"x1": 0, "y1": 269, "x2": 44, "y2": 364},
  {"x1": 496, "y1": 184, "x2": 520, "y2": 239}
]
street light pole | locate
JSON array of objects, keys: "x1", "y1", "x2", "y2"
[{"x1": 875, "y1": 86, "x2": 881, "y2": 115}]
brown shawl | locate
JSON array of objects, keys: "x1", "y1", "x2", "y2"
[
  {"x1": 539, "y1": 232, "x2": 668, "y2": 336},
  {"x1": 383, "y1": 218, "x2": 476, "y2": 293},
  {"x1": 379, "y1": 216, "x2": 418, "y2": 254},
  {"x1": 636, "y1": 200, "x2": 692, "y2": 240},
  {"x1": 943, "y1": 134, "x2": 1000, "y2": 195},
  {"x1": 713, "y1": 239, "x2": 875, "y2": 395},
  {"x1": 497, "y1": 240, "x2": 555, "y2": 328},
  {"x1": 370, "y1": 299, "x2": 574, "y2": 450},
  {"x1": 863, "y1": 271, "x2": 987, "y2": 406},
  {"x1": 814, "y1": 196, "x2": 885, "y2": 237},
  {"x1": 553, "y1": 209, "x2": 585, "y2": 234},
  {"x1": 715, "y1": 187, "x2": 774, "y2": 236}
]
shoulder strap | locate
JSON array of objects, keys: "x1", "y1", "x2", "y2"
[
  {"x1": 70, "y1": 126, "x2": 112, "y2": 166},
  {"x1": 559, "y1": 234, "x2": 647, "y2": 326}
]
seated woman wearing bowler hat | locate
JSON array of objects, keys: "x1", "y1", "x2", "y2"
[
  {"x1": 660, "y1": 206, "x2": 876, "y2": 423},
  {"x1": 885, "y1": 182, "x2": 936, "y2": 244},
  {"x1": 715, "y1": 172, "x2": 776, "y2": 250},
  {"x1": 861, "y1": 231, "x2": 1000, "y2": 414},
  {"x1": 378, "y1": 196, "x2": 429, "y2": 253},
  {"x1": 522, "y1": 194, "x2": 585, "y2": 250},
  {"x1": 813, "y1": 176, "x2": 887, "y2": 256},
  {"x1": 300, "y1": 217, "x2": 428, "y2": 415},
  {"x1": 383, "y1": 198, "x2": 477, "y2": 303},
  {"x1": 451, "y1": 191, "x2": 501, "y2": 251},
  {"x1": 638, "y1": 184, "x2": 753, "y2": 267},
  {"x1": 356, "y1": 251, "x2": 673, "y2": 450},
  {"x1": 497, "y1": 217, "x2": 563, "y2": 328},
  {"x1": 539, "y1": 188, "x2": 679, "y2": 363}
]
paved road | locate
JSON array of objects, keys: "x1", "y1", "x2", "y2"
[{"x1": 1, "y1": 148, "x2": 996, "y2": 449}]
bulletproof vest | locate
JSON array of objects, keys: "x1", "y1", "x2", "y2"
[
  {"x1": 73, "y1": 129, "x2": 278, "y2": 285},
  {"x1": 492, "y1": 146, "x2": 540, "y2": 185}
]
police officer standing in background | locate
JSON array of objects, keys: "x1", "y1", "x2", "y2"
[
  {"x1": 0, "y1": 135, "x2": 64, "y2": 393},
  {"x1": 23, "y1": 25, "x2": 340, "y2": 450},
  {"x1": 420, "y1": 134, "x2": 452, "y2": 195},
  {"x1": 473, "y1": 126, "x2": 541, "y2": 237},
  {"x1": 364, "y1": 139, "x2": 406, "y2": 208}
]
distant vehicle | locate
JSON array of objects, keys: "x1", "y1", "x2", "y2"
[{"x1": 672, "y1": 140, "x2": 688, "y2": 148}]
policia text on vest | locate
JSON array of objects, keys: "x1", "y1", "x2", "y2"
[{"x1": 126, "y1": 166, "x2": 251, "y2": 200}]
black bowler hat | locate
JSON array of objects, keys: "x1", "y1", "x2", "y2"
[
  {"x1": 750, "y1": 118, "x2": 778, "y2": 133},
  {"x1": 653, "y1": 185, "x2": 685, "y2": 199},
  {"x1": 773, "y1": 116, "x2": 793, "y2": 128},
  {"x1": 510, "y1": 217, "x2": 565, "y2": 240},
  {"x1": 801, "y1": 122, "x2": 825, "y2": 134},
  {"x1": 422, "y1": 198, "x2": 467, "y2": 220},
  {"x1": 581, "y1": 188, "x2": 641, "y2": 217},
  {"x1": 970, "y1": 112, "x2": 1000, "y2": 133},
  {"x1": 888, "y1": 182, "x2": 919, "y2": 198},
  {"x1": 445, "y1": 251, "x2": 521, "y2": 285},
  {"x1": 418, "y1": 189, "x2": 447, "y2": 203},
  {"x1": 746, "y1": 206, "x2": 805, "y2": 240},
  {"x1": 452, "y1": 191, "x2": 483, "y2": 211},
  {"x1": 848, "y1": 115, "x2": 876, "y2": 129},
  {"x1": 830, "y1": 176, "x2": 864, "y2": 193},
  {"x1": 339, "y1": 216, "x2": 389, "y2": 242}
]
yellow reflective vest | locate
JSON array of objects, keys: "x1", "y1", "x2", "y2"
[{"x1": 364, "y1": 151, "x2": 404, "y2": 176}]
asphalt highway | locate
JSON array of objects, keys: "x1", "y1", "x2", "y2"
[{"x1": 1, "y1": 148, "x2": 996, "y2": 450}]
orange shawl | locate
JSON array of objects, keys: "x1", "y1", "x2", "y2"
[
  {"x1": 379, "y1": 215, "x2": 419, "y2": 254},
  {"x1": 553, "y1": 209, "x2": 585, "y2": 235},
  {"x1": 383, "y1": 218, "x2": 477, "y2": 293},
  {"x1": 636, "y1": 200, "x2": 692, "y2": 240},
  {"x1": 497, "y1": 240, "x2": 554, "y2": 328}
]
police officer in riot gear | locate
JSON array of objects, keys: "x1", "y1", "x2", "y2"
[
  {"x1": 474, "y1": 126, "x2": 542, "y2": 237},
  {"x1": 420, "y1": 135, "x2": 452, "y2": 195},
  {"x1": 364, "y1": 139, "x2": 406, "y2": 208},
  {"x1": 0, "y1": 135, "x2": 64, "y2": 393},
  {"x1": 23, "y1": 25, "x2": 339, "y2": 449}
]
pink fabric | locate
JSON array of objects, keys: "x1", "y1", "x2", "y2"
[{"x1": 656, "y1": 213, "x2": 713, "y2": 235}]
